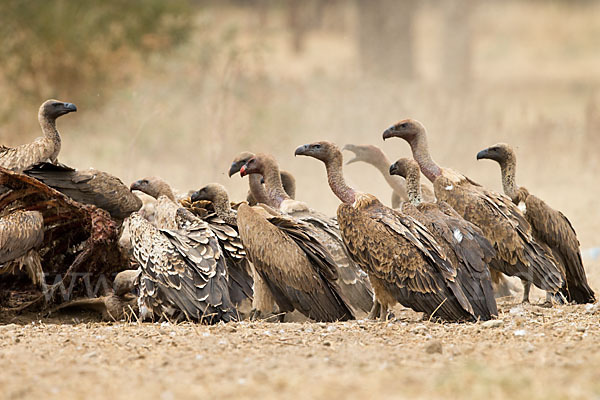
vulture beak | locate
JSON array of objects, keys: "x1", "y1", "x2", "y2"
[
  {"x1": 130, "y1": 180, "x2": 142, "y2": 192},
  {"x1": 389, "y1": 162, "x2": 399, "y2": 176},
  {"x1": 294, "y1": 144, "x2": 309, "y2": 156},
  {"x1": 190, "y1": 190, "x2": 201, "y2": 203},
  {"x1": 342, "y1": 145, "x2": 359, "y2": 165},
  {"x1": 63, "y1": 102, "x2": 77, "y2": 112},
  {"x1": 476, "y1": 148, "x2": 491, "y2": 160},
  {"x1": 239, "y1": 165, "x2": 249, "y2": 177},
  {"x1": 228, "y1": 162, "x2": 242, "y2": 177},
  {"x1": 382, "y1": 127, "x2": 396, "y2": 141}
]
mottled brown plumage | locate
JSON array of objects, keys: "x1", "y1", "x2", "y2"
[
  {"x1": 477, "y1": 143, "x2": 594, "y2": 303},
  {"x1": 235, "y1": 201, "x2": 354, "y2": 322},
  {"x1": 0, "y1": 100, "x2": 77, "y2": 172},
  {"x1": 128, "y1": 211, "x2": 235, "y2": 323},
  {"x1": 383, "y1": 119, "x2": 565, "y2": 302},
  {"x1": 295, "y1": 141, "x2": 480, "y2": 322},
  {"x1": 390, "y1": 158, "x2": 498, "y2": 319},
  {"x1": 0, "y1": 210, "x2": 44, "y2": 286},
  {"x1": 242, "y1": 153, "x2": 374, "y2": 316},
  {"x1": 25, "y1": 162, "x2": 141, "y2": 223},
  {"x1": 343, "y1": 144, "x2": 435, "y2": 207}
]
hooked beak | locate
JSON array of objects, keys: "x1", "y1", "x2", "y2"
[
  {"x1": 294, "y1": 144, "x2": 309, "y2": 156},
  {"x1": 130, "y1": 180, "x2": 142, "y2": 192},
  {"x1": 476, "y1": 149, "x2": 491, "y2": 160},
  {"x1": 228, "y1": 162, "x2": 242, "y2": 177},
  {"x1": 63, "y1": 102, "x2": 77, "y2": 112},
  {"x1": 382, "y1": 127, "x2": 396, "y2": 141},
  {"x1": 190, "y1": 190, "x2": 201, "y2": 203},
  {"x1": 388, "y1": 163, "x2": 399, "y2": 176}
]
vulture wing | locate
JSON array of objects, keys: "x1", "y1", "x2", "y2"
[
  {"x1": 0, "y1": 139, "x2": 54, "y2": 173},
  {"x1": 0, "y1": 210, "x2": 43, "y2": 264},
  {"x1": 524, "y1": 193, "x2": 595, "y2": 303},
  {"x1": 237, "y1": 204, "x2": 354, "y2": 322}
]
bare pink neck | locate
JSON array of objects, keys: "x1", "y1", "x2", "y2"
[
  {"x1": 325, "y1": 154, "x2": 356, "y2": 205},
  {"x1": 38, "y1": 114, "x2": 60, "y2": 156},
  {"x1": 409, "y1": 134, "x2": 442, "y2": 183}
]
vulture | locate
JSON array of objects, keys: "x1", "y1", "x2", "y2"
[
  {"x1": 382, "y1": 119, "x2": 565, "y2": 304},
  {"x1": 228, "y1": 151, "x2": 296, "y2": 205},
  {"x1": 343, "y1": 144, "x2": 435, "y2": 207},
  {"x1": 389, "y1": 158, "x2": 498, "y2": 319},
  {"x1": 0, "y1": 210, "x2": 44, "y2": 286},
  {"x1": 191, "y1": 183, "x2": 277, "y2": 318},
  {"x1": 477, "y1": 143, "x2": 595, "y2": 304},
  {"x1": 0, "y1": 99, "x2": 77, "y2": 172},
  {"x1": 295, "y1": 141, "x2": 486, "y2": 322},
  {"x1": 129, "y1": 177, "x2": 236, "y2": 322},
  {"x1": 179, "y1": 184, "x2": 254, "y2": 308},
  {"x1": 25, "y1": 162, "x2": 142, "y2": 224},
  {"x1": 234, "y1": 161, "x2": 355, "y2": 322},
  {"x1": 240, "y1": 153, "x2": 374, "y2": 316}
]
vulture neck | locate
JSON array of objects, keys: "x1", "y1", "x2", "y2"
[
  {"x1": 157, "y1": 185, "x2": 177, "y2": 203},
  {"x1": 212, "y1": 192, "x2": 237, "y2": 225},
  {"x1": 405, "y1": 168, "x2": 423, "y2": 206},
  {"x1": 498, "y1": 157, "x2": 519, "y2": 201},
  {"x1": 261, "y1": 163, "x2": 291, "y2": 208},
  {"x1": 367, "y1": 153, "x2": 409, "y2": 200},
  {"x1": 325, "y1": 153, "x2": 356, "y2": 205},
  {"x1": 408, "y1": 133, "x2": 442, "y2": 183},
  {"x1": 38, "y1": 113, "x2": 60, "y2": 159},
  {"x1": 248, "y1": 174, "x2": 273, "y2": 205}
]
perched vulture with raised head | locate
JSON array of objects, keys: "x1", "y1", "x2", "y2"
[
  {"x1": 343, "y1": 143, "x2": 435, "y2": 207},
  {"x1": 228, "y1": 151, "x2": 296, "y2": 205},
  {"x1": 240, "y1": 153, "x2": 374, "y2": 316},
  {"x1": 295, "y1": 141, "x2": 486, "y2": 322},
  {"x1": 25, "y1": 162, "x2": 142, "y2": 224},
  {"x1": 389, "y1": 158, "x2": 498, "y2": 319},
  {"x1": 128, "y1": 211, "x2": 235, "y2": 323},
  {"x1": 383, "y1": 119, "x2": 565, "y2": 304},
  {"x1": 233, "y1": 159, "x2": 355, "y2": 322},
  {"x1": 0, "y1": 210, "x2": 44, "y2": 286},
  {"x1": 0, "y1": 99, "x2": 77, "y2": 172},
  {"x1": 477, "y1": 143, "x2": 595, "y2": 304}
]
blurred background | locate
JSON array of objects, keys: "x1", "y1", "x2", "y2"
[{"x1": 1, "y1": 0, "x2": 598, "y2": 252}]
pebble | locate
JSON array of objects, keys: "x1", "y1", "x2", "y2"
[
  {"x1": 425, "y1": 340, "x2": 443, "y2": 354},
  {"x1": 481, "y1": 320, "x2": 503, "y2": 328},
  {"x1": 513, "y1": 329, "x2": 527, "y2": 337},
  {"x1": 576, "y1": 326, "x2": 586, "y2": 333}
]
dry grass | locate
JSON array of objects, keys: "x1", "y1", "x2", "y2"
[{"x1": 1, "y1": 2, "x2": 600, "y2": 399}]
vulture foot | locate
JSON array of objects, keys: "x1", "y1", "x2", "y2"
[{"x1": 368, "y1": 301, "x2": 381, "y2": 320}]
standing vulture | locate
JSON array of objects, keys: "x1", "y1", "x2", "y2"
[
  {"x1": 295, "y1": 141, "x2": 487, "y2": 322},
  {"x1": 240, "y1": 153, "x2": 374, "y2": 316},
  {"x1": 228, "y1": 151, "x2": 296, "y2": 205},
  {"x1": 25, "y1": 162, "x2": 142, "y2": 224},
  {"x1": 128, "y1": 177, "x2": 235, "y2": 322},
  {"x1": 0, "y1": 99, "x2": 77, "y2": 172},
  {"x1": 343, "y1": 144, "x2": 435, "y2": 207},
  {"x1": 383, "y1": 119, "x2": 565, "y2": 303},
  {"x1": 389, "y1": 158, "x2": 498, "y2": 319},
  {"x1": 191, "y1": 183, "x2": 279, "y2": 318},
  {"x1": 477, "y1": 143, "x2": 595, "y2": 304},
  {"x1": 0, "y1": 210, "x2": 44, "y2": 286},
  {"x1": 234, "y1": 161, "x2": 355, "y2": 322}
]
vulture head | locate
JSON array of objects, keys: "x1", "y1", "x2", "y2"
[
  {"x1": 229, "y1": 152, "x2": 256, "y2": 177},
  {"x1": 130, "y1": 177, "x2": 175, "y2": 201},
  {"x1": 389, "y1": 158, "x2": 420, "y2": 179},
  {"x1": 239, "y1": 153, "x2": 277, "y2": 177},
  {"x1": 39, "y1": 99, "x2": 77, "y2": 120},
  {"x1": 382, "y1": 119, "x2": 425, "y2": 143},
  {"x1": 342, "y1": 144, "x2": 386, "y2": 165},
  {"x1": 191, "y1": 183, "x2": 228, "y2": 203},
  {"x1": 476, "y1": 143, "x2": 515, "y2": 165},
  {"x1": 294, "y1": 141, "x2": 340, "y2": 163}
]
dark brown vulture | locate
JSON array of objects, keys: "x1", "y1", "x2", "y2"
[
  {"x1": 0, "y1": 210, "x2": 44, "y2": 286},
  {"x1": 240, "y1": 153, "x2": 374, "y2": 317},
  {"x1": 25, "y1": 162, "x2": 142, "y2": 224},
  {"x1": 228, "y1": 151, "x2": 296, "y2": 205},
  {"x1": 477, "y1": 143, "x2": 595, "y2": 304},
  {"x1": 343, "y1": 143, "x2": 435, "y2": 207},
  {"x1": 295, "y1": 141, "x2": 485, "y2": 322},
  {"x1": 128, "y1": 211, "x2": 235, "y2": 323},
  {"x1": 383, "y1": 119, "x2": 565, "y2": 304},
  {"x1": 0, "y1": 100, "x2": 77, "y2": 172},
  {"x1": 389, "y1": 158, "x2": 498, "y2": 319},
  {"x1": 233, "y1": 160, "x2": 355, "y2": 322}
]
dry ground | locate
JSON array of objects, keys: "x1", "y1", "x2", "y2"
[{"x1": 1, "y1": 263, "x2": 600, "y2": 400}]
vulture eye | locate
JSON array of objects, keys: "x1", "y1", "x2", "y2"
[
  {"x1": 313, "y1": 144, "x2": 321, "y2": 149},
  {"x1": 400, "y1": 123, "x2": 408, "y2": 129}
]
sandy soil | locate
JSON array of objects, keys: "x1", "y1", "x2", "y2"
[{"x1": 1, "y1": 268, "x2": 599, "y2": 400}]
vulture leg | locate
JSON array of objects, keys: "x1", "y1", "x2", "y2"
[
  {"x1": 521, "y1": 280, "x2": 531, "y2": 303},
  {"x1": 368, "y1": 301, "x2": 381, "y2": 320}
]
